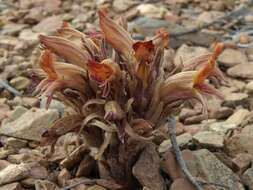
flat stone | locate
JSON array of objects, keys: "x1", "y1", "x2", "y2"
[
  {"x1": 1, "y1": 23, "x2": 27, "y2": 36},
  {"x1": 137, "y1": 4, "x2": 168, "y2": 19},
  {"x1": 193, "y1": 131, "x2": 224, "y2": 148},
  {"x1": 0, "y1": 160, "x2": 11, "y2": 171},
  {"x1": 0, "y1": 163, "x2": 31, "y2": 185},
  {"x1": 242, "y1": 166, "x2": 253, "y2": 188},
  {"x1": 33, "y1": 15, "x2": 62, "y2": 34},
  {"x1": 2, "y1": 106, "x2": 28, "y2": 125},
  {"x1": 129, "y1": 17, "x2": 185, "y2": 37},
  {"x1": 227, "y1": 63, "x2": 253, "y2": 79},
  {"x1": 9, "y1": 76, "x2": 31, "y2": 91},
  {"x1": 193, "y1": 149, "x2": 244, "y2": 190},
  {"x1": 209, "y1": 107, "x2": 233, "y2": 120},
  {"x1": 5, "y1": 137, "x2": 27, "y2": 149},
  {"x1": 223, "y1": 93, "x2": 248, "y2": 108},
  {"x1": 113, "y1": 0, "x2": 136, "y2": 12},
  {"x1": 218, "y1": 48, "x2": 248, "y2": 67},
  {"x1": 169, "y1": 178, "x2": 198, "y2": 190},
  {"x1": 197, "y1": 11, "x2": 225, "y2": 24},
  {"x1": 87, "y1": 185, "x2": 107, "y2": 190},
  {"x1": 232, "y1": 153, "x2": 253, "y2": 173},
  {"x1": 158, "y1": 133, "x2": 192, "y2": 153},
  {"x1": 226, "y1": 134, "x2": 253, "y2": 157},
  {"x1": 209, "y1": 122, "x2": 236, "y2": 133},
  {"x1": 174, "y1": 44, "x2": 209, "y2": 67},
  {"x1": 226, "y1": 109, "x2": 250, "y2": 127},
  {"x1": 34, "y1": 180, "x2": 59, "y2": 190},
  {"x1": 57, "y1": 168, "x2": 71, "y2": 187},
  {"x1": 0, "y1": 182, "x2": 24, "y2": 190},
  {"x1": 133, "y1": 143, "x2": 165, "y2": 190},
  {"x1": 0, "y1": 148, "x2": 16, "y2": 159},
  {"x1": 246, "y1": 81, "x2": 253, "y2": 93},
  {"x1": 0, "y1": 108, "x2": 59, "y2": 141}
]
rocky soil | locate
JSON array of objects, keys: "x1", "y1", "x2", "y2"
[{"x1": 1, "y1": 0, "x2": 253, "y2": 190}]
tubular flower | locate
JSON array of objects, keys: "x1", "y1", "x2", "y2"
[
  {"x1": 182, "y1": 42, "x2": 226, "y2": 82},
  {"x1": 32, "y1": 10, "x2": 225, "y2": 181},
  {"x1": 34, "y1": 49, "x2": 88, "y2": 108},
  {"x1": 160, "y1": 55, "x2": 224, "y2": 115}
]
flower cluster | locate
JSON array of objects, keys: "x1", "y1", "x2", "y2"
[{"x1": 33, "y1": 9, "x2": 225, "y2": 159}]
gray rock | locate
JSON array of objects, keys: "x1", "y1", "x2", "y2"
[
  {"x1": 226, "y1": 109, "x2": 250, "y2": 127},
  {"x1": 129, "y1": 17, "x2": 185, "y2": 36},
  {"x1": 2, "y1": 106, "x2": 28, "y2": 125},
  {"x1": 113, "y1": 0, "x2": 136, "y2": 12},
  {"x1": 246, "y1": 81, "x2": 253, "y2": 93},
  {"x1": 193, "y1": 131, "x2": 224, "y2": 148},
  {"x1": 227, "y1": 63, "x2": 253, "y2": 79},
  {"x1": 133, "y1": 143, "x2": 165, "y2": 190},
  {"x1": 0, "y1": 163, "x2": 31, "y2": 185},
  {"x1": 242, "y1": 125, "x2": 253, "y2": 136},
  {"x1": 33, "y1": 15, "x2": 62, "y2": 34},
  {"x1": 40, "y1": 98, "x2": 65, "y2": 116},
  {"x1": 226, "y1": 134, "x2": 253, "y2": 157},
  {"x1": 242, "y1": 165, "x2": 253, "y2": 188},
  {"x1": 169, "y1": 178, "x2": 196, "y2": 190},
  {"x1": 0, "y1": 148, "x2": 16, "y2": 160},
  {"x1": 232, "y1": 153, "x2": 253, "y2": 173},
  {"x1": 223, "y1": 93, "x2": 248, "y2": 108},
  {"x1": 209, "y1": 107, "x2": 233, "y2": 120},
  {"x1": 9, "y1": 76, "x2": 31, "y2": 91},
  {"x1": 218, "y1": 48, "x2": 248, "y2": 67},
  {"x1": 1, "y1": 23, "x2": 27, "y2": 36},
  {"x1": 137, "y1": 4, "x2": 168, "y2": 19},
  {"x1": 174, "y1": 44, "x2": 209, "y2": 67},
  {"x1": 209, "y1": 122, "x2": 236, "y2": 133},
  {"x1": 0, "y1": 108, "x2": 59, "y2": 141},
  {"x1": 5, "y1": 137, "x2": 27, "y2": 149},
  {"x1": 34, "y1": 180, "x2": 59, "y2": 190},
  {"x1": 193, "y1": 149, "x2": 244, "y2": 190},
  {"x1": 87, "y1": 185, "x2": 107, "y2": 190},
  {"x1": 158, "y1": 133, "x2": 192, "y2": 153}
]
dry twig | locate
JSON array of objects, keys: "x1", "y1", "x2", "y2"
[{"x1": 167, "y1": 116, "x2": 203, "y2": 190}]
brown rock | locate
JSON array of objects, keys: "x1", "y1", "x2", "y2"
[
  {"x1": 33, "y1": 15, "x2": 63, "y2": 34},
  {"x1": 193, "y1": 149, "x2": 244, "y2": 189},
  {"x1": 209, "y1": 107, "x2": 233, "y2": 120},
  {"x1": 34, "y1": 180, "x2": 59, "y2": 190},
  {"x1": 226, "y1": 134, "x2": 253, "y2": 157},
  {"x1": 223, "y1": 93, "x2": 248, "y2": 108},
  {"x1": 0, "y1": 163, "x2": 31, "y2": 185},
  {"x1": 232, "y1": 153, "x2": 253, "y2": 173},
  {"x1": 161, "y1": 151, "x2": 183, "y2": 180},
  {"x1": 0, "y1": 160, "x2": 11, "y2": 171},
  {"x1": 227, "y1": 63, "x2": 253, "y2": 79},
  {"x1": 0, "y1": 182, "x2": 24, "y2": 190},
  {"x1": 218, "y1": 48, "x2": 248, "y2": 67},
  {"x1": 132, "y1": 143, "x2": 165, "y2": 190},
  {"x1": 169, "y1": 178, "x2": 196, "y2": 190},
  {"x1": 58, "y1": 168, "x2": 71, "y2": 187},
  {"x1": 76, "y1": 155, "x2": 95, "y2": 177}
]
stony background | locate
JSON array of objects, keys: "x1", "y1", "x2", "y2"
[{"x1": 1, "y1": 0, "x2": 253, "y2": 190}]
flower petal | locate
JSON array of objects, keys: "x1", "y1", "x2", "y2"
[
  {"x1": 39, "y1": 50, "x2": 58, "y2": 80},
  {"x1": 87, "y1": 60, "x2": 114, "y2": 83},
  {"x1": 133, "y1": 40, "x2": 155, "y2": 63},
  {"x1": 39, "y1": 35, "x2": 91, "y2": 69},
  {"x1": 98, "y1": 9, "x2": 133, "y2": 60}
]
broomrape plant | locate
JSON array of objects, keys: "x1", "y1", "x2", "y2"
[{"x1": 33, "y1": 9, "x2": 225, "y2": 166}]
